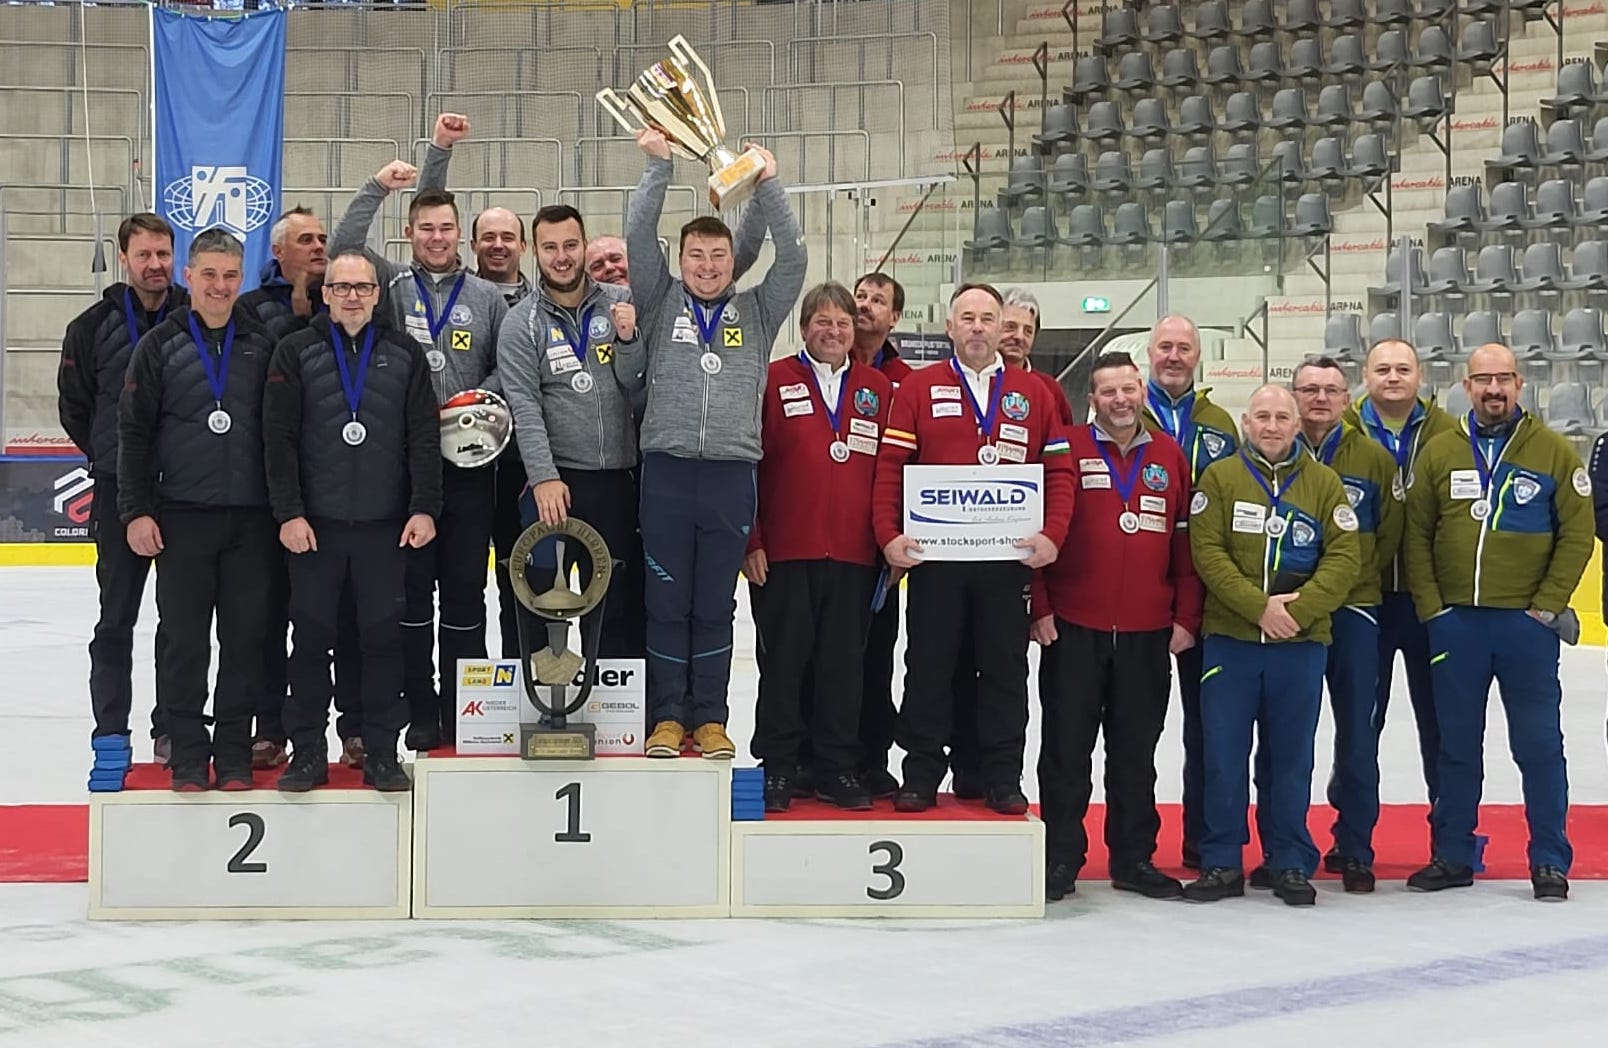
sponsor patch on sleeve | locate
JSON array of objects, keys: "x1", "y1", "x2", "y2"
[
  {"x1": 1190, "y1": 491, "x2": 1208, "y2": 515},
  {"x1": 1573, "y1": 467, "x2": 1592, "y2": 497},
  {"x1": 1333, "y1": 504, "x2": 1359, "y2": 532},
  {"x1": 779, "y1": 382, "x2": 809, "y2": 400}
]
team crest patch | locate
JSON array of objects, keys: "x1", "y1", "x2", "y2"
[
  {"x1": 1141, "y1": 463, "x2": 1169, "y2": 491},
  {"x1": 449, "y1": 304, "x2": 472, "y2": 326},
  {"x1": 1513, "y1": 475, "x2": 1542, "y2": 506},
  {"x1": 1573, "y1": 467, "x2": 1592, "y2": 497},
  {"x1": 589, "y1": 315, "x2": 612, "y2": 340},
  {"x1": 1292, "y1": 520, "x2": 1316, "y2": 547},
  {"x1": 1344, "y1": 483, "x2": 1363, "y2": 507},
  {"x1": 854, "y1": 387, "x2": 880, "y2": 416},
  {"x1": 1190, "y1": 491, "x2": 1208, "y2": 515},
  {"x1": 1203, "y1": 432, "x2": 1226, "y2": 457},
  {"x1": 1333, "y1": 505, "x2": 1359, "y2": 532},
  {"x1": 1001, "y1": 392, "x2": 1030, "y2": 421},
  {"x1": 721, "y1": 303, "x2": 739, "y2": 324}
]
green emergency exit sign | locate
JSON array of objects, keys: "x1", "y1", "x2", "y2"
[{"x1": 1081, "y1": 296, "x2": 1111, "y2": 313}]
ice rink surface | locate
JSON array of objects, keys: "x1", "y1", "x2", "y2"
[{"x1": 4, "y1": 566, "x2": 1608, "y2": 1046}]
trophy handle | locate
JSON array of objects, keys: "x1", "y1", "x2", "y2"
[
  {"x1": 596, "y1": 88, "x2": 649, "y2": 134},
  {"x1": 667, "y1": 34, "x2": 729, "y2": 143}
]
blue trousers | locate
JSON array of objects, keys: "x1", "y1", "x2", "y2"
[
  {"x1": 639, "y1": 453, "x2": 756, "y2": 728},
  {"x1": 1201, "y1": 636, "x2": 1325, "y2": 875},
  {"x1": 1376, "y1": 591, "x2": 1439, "y2": 806},
  {"x1": 1325, "y1": 606, "x2": 1382, "y2": 864},
  {"x1": 1427, "y1": 606, "x2": 1571, "y2": 872}
]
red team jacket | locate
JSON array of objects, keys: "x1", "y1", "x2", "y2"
[
  {"x1": 870, "y1": 339, "x2": 914, "y2": 386},
  {"x1": 1030, "y1": 424, "x2": 1205, "y2": 634},
  {"x1": 873, "y1": 359, "x2": 1076, "y2": 551},
  {"x1": 1023, "y1": 365, "x2": 1077, "y2": 427},
  {"x1": 751, "y1": 355, "x2": 894, "y2": 567}
]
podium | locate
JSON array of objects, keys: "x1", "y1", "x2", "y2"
[
  {"x1": 411, "y1": 755, "x2": 731, "y2": 918},
  {"x1": 88, "y1": 765, "x2": 411, "y2": 920}
]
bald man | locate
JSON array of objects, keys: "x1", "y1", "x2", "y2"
[
  {"x1": 1141, "y1": 313, "x2": 1239, "y2": 868},
  {"x1": 585, "y1": 235, "x2": 629, "y2": 286},
  {"x1": 1403, "y1": 344, "x2": 1590, "y2": 902},
  {"x1": 473, "y1": 207, "x2": 531, "y2": 307},
  {"x1": 1184, "y1": 384, "x2": 1360, "y2": 906}
]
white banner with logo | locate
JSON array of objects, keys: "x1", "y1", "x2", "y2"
[
  {"x1": 455, "y1": 659, "x2": 646, "y2": 756},
  {"x1": 901, "y1": 464, "x2": 1044, "y2": 561}
]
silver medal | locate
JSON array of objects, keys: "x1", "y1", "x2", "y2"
[
  {"x1": 342, "y1": 420, "x2": 368, "y2": 447},
  {"x1": 977, "y1": 444, "x2": 1000, "y2": 465},
  {"x1": 1118, "y1": 511, "x2": 1140, "y2": 534},
  {"x1": 700, "y1": 351, "x2": 722, "y2": 375},
  {"x1": 1470, "y1": 498, "x2": 1492, "y2": 521},
  {"x1": 207, "y1": 409, "x2": 232, "y2": 435},
  {"x1": 571, "y1": 371, "x2": 594, "y2": 393},
  {"x1": 1265, "y1": 516, "x2": 1288, "y2": 538},
  {"x1": 829, "y1": 439, "x2": 851, "y2": 463},
  {"x1": 427, "y1": 349, "x2": 446, "y2": 373}
]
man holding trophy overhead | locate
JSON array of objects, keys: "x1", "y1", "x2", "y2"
[{"x1": 601, "y1": 37, "x2": 808, "y2": 760}]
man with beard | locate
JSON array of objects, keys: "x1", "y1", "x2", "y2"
[
  {"x1": 472, "y1": 207, "x2": 532, "y2": 307},
  {"x1": 498, "y1": 204, "x2": 646, "y2": 661},
  {"x1": 585, "y1": 235, "x2": 629, "y2": 287},
  {"x1": 1403, "y1": 343, "x2": 1590, "y2": 902},
  {"x1": 58, "y1": 213, "x2": 184, "y2": 775}
]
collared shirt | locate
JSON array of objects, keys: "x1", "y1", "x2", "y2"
[
  {"x1": 1092, "y1": 422, "x2": 1153, "y2": 454},
  {"x1": 955, "y1": 355, "x2": 1005, "y2": 409},
  {"x1": 804, "y1": 348, "x2": 849, "y2": 407}
]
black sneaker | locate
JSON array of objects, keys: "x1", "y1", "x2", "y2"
[
  {"x1": 1112, "y1": 861, "x2": 1183, "y2": 899},
  {"x1": 1181, "y1": 842, "x2": 1201, "y2": 870},
  {"x1": 214, "y1": 767, "x2": 254, "y2": 792},
  {"x1": 1273, "y1": 869, "x2": 1317, "y2": 907},
  {"x1": 1182, "y1": 867, "x2": 1245, "y2": 902},
  {"x1": 984, "y1": 785, "x2": 1029, "y2": 815},
  {"x1": 277, "y1": 751, "x2": 329, "y2": 793},
  {"x1": 1340, "y1": 858, "x2": 1376, "y2": 894},
  {"x1": 1532, "y1": 865, "x2": 1569, "y2": 902},
  {"x1": 404, "y1": 722, "x2": 442, "y2": 753},
  {"x1": 1046, "y1": 861, "x2": 1078, "y2": 901},
  {"x1": 816, "y1": 771, "x2": 874, "y2": 811},
  {"x1": 169, "y1": 764, "x2": 211, "y2": 793},
  {"x1": 1407, "y1": 858, "x2": 1475, "y2": 892},
  {"x1": 951, "y1": 770, "x2": 984, "y2": 800},
  {"x1": 763, "y1": 770, "x2": 794, "y2": 813},
  {"x1": 363, "y1": 753, "x2": 411, "y2": 792},
  {"x1": 1322, "y1": 847, "x2": 1345, "y2": 875},
  {"x1": 893, "y1": 788, "x2": 935, "y2": 813},
  {"x1": 1248, "y1": 864, "x2": 1274, "y2": 890},
  {"x1": 860, "y1": 765, "x2": 900, "y2": 800}
]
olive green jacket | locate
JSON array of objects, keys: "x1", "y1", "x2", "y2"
[
  {"x1": 1341, "y1": 395, "x2": 1457, "y2": 594},
  {"x1": 1298, "y1": 422, "x2": 1403, "y2": 608}
]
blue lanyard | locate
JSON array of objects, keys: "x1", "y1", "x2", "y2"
[
  {"x1": 1360, "y1": 399, "x2": 1417, "y2": 471},
  {"x1": 122, "y1": 288, "x2": 167, "y2": 349},
  {"x1": 413, "y1": 271, "x2": 467, "y2": 342},
  {"x1": 1467, "y1": 411, "x2": 1511, "y2": 495},
  {"x1": 1240, "y1": 451, "x2": 1298, "y2": 518},
  {"x1": 1305, "y1": 425, "x2": 1343, "y2": 466},
  {"x1": 553, "y1": 306, "x2": 595, "y2": 366},
  {"x1": 1146, "y1": 382, "x2": 1194, "y2": 445},
  {"x1": 950, "y1": 357, "x2": 1004, "y2": 438},
  {"x1": 332, "y1": 324, "x2": 376, "y2": 420},
  {"x1": 185, "y1": 314, "x2": 234, "y2": 405},
  {"x1": 1094, "y1": 430, "x2": 1147, "y2": 507},
  {"x1": 688, "y1": 295, "x2": 730, "y2": 349},
  {"x1": 800, "y1": 352, "x2": 849, "y2": 436}
]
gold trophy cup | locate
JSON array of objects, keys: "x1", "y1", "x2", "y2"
[{"x1": 597, "y1": 35, "x2": 766, "y2": 209}]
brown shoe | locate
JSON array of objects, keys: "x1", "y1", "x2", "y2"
[
  {"x1": 646, "y1": 720, "x2": 686, "y2": 758},
  {"x1": 341, "y1": 737, "x2": 365, "y2": 768},
  {"x1": 692, "y1": 722, "x2": 735, "y2": 760},
  {"x1": 250, "y1": 740, "x2": 288, "y2": 770}
]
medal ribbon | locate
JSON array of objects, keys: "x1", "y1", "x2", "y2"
[
  {"x1": 688, "y1": 295, "x2": 731, "y2": 349},
  {"x1": 1306, "y1": 425, "x2": 1344, "y2": 466},
  {"x1": 553, "y1": 306, "x2": 595, "y2": 367},
  {"x1": 1094, "y1": 431, "x2": 1147, "y2": 510},
  {"x1": 333, "y1": 324, "x2": 376, "y2": 420},
  {"x1": 1146, "y1": 381, "x2": 1195, "y2": 460},
  {"x1": 950, "y1": 357, "x2": 1004, "y2": 444},
  {"x1": 1361, "y1": 399, "x2": 1416, "y2": 472},
  {"x1": 185, "y1": 314, "x2": 235, "y2": 407},
  {"x1": 800, "y1": 352, "x2": 849, "y2": 438},
  {"x1": 1466, "y1": 410, "x2": 1511, "y2": 501},
  {"x1": 122, "y1": 288, "x2": 167, "y2": 350},
  {"x1": 413, "y1": 271, "x2": 467, "y2": 342},
  {"x1": 1240, "y1": 451, "x2": 1299, "y2": 522}
]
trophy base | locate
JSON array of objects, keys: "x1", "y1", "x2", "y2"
[
  {"x1": 520, "y1": 722, "x2": 597, "y2": 761},
  {"x1": 708, "y1": 148, "x2": 766, "y2": 210}
]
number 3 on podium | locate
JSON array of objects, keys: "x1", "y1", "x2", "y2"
[{"x1": 868, "y1": 839, "x2": 904, "y2": 899}]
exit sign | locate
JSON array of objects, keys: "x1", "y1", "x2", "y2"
[{"x1": 1081, "y1": 296, "x2": 1111, "y2": 313}]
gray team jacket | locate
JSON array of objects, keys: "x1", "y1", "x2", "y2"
[
  {"x1": 497, "y1": 278, "x2": 648, "y2": 484},
  {"x1": 626, "y1": 156, "x2": 807, "y2": 463},
  {"x1": 330, "y1": 143, "x2": 508, "y2": 404}
]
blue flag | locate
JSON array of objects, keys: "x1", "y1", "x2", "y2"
[{"x1": 152, "y1": 7, "x2": 285, "y2": 292}]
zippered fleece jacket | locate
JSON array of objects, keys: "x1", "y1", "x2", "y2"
[{"x1": 1341, "y1": 395, "x2": 1457, "y2": 595}]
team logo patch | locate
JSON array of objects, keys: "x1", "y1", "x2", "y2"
[
  {"x1": 1573, "y1": 467, "x2": 1592, "y2": 497},
  {"x1": 1203, "y1": 432, "x2": 1226, "y2": 457},
  {"x1": 449, "y1": 304, "x2": 472, "y2": 326},
  {"x1": 722, "y1": 328, "x2": 743, "y2": 348},
  {"x1": 854, "y1": 387, "x2": 880, "y2": 416},
  {"x1": 1001, "y1": 391, "x2": 1030, "y2": 421},
  {"x1": 1333, "y1": 505, "x2": 1359, "y2": 532},
  {"x1": 450, "y1": 330, "x2": 472, "y2": 351},
  {"x1": 589, "y1": 315, "x2": 612, "y2": 340},
  {"x1": 1292, "y1": 520, "x2": 1316, "y2": 547},
  {"x1": 721, "y1": 303, "x2": 739, "y2": 324},
  {"x1": 1513, "y1": 475, "x2": 1542, "y2": 506},
  {"x1": 1344, "y1": 483, "x2": 1363, "y2": 508},
  {"x1": 1190, "y1": 491, "x2": 1208, "y2": 515},
  {"x1": 1141, "y1": 463, "x2": 1169, "y2": 491},
  {"x1": 595, "y1": 343, "x2": 613, "y2": 364}
]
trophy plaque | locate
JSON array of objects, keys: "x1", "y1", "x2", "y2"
[
  {"x1": 440, "y1": 388, "x2": 512, "y2": 468},
  {"x1": 597, "y1": 35, "x2": 767, "y2": 209}
]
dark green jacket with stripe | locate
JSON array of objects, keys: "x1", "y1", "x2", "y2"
[
  {"x1": 1298, "y1": 422, "x2": 1404, "y2": 608},
  {"x1": 1189, "y1": 443, "x2": 1363, "y2": 645},
  {"x1": 1403, "y1": 411, "x2": 1593, "y2": 620},
  {"x1": 1142, "y1": 383, "x2": 1239, "y2": 483},
  {"x1": 1340, "y1": 395, "x2": 1457, "y2": 594}
]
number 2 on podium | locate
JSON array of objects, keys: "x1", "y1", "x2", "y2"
[
  {"x1": 227, "y1": 812, "x2": 268, "y2": 874},
  {"x1": 555, "y1": 782, "x2": 591, "y2": 843}
]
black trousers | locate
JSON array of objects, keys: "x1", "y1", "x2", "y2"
[
  {"x1": 88, "y1": 472, "x2": 165, "y2": 740},
  {"x1": 949, "y1": 636, "x2": 981, "y2": 779},
  {"x1": 404, "y1": 461, "x2": 495, "y2": 736},
  {"x1": 284, "y1": 520, "x2": 408, "y2": 756},
  {"x1": 1177, "y1": 641, "x2": 1206, "y2": 853},
  {"x1": 898, "y1": 560, "x2": 1031, "y2": 793},
  {"x1": 750, "y1": 559, "x2": 876, "y2": 773},
  {"x1": 796, "y1": 579, "x2": 900, "y2": 774},
  {"x1": 152, "y1": 506, "x2": 277, "y2": 772},
  {"x1": 1037, "y1": 621, "x2": 1173, "y2": 872},
  {"x1": 258, "y1": 559, "x2": 361, "y2": 743},
  {"x1": 491, "y1": 454, "x2": 526, "y2": 659}
]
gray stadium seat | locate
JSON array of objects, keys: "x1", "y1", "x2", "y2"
[
  {"x1": 1325, "y1": 314, "x2": 1367, "y2": 358},
  {"x1": 1046, "y1": 152, "x2": 1089, "y2": 197},
  {"x1": 1248, "y1": 195, "x2": 1284, "y2": 238},
  {"x1": 1460, "y1": 311, "x2": 1506, "y2": 354},
  {"x1": 1327, "y1": 34, "x2": 1369, "y2": 78},
  {"x1": 1489, "y1": 122, "x2": 1542, "y2": 176},
  {"x1": 1370, "y1": 245, "x2": 1427, "y2": 298},
  {"x1": 1541, "y1": 120, "x2": 1585, "y2": 168},
  {"x1": 1160, "y1": 48, "x2": 1201, "y2": 90},
  {"x1": 1267, "y1": 89, "x2": 1311, "y2": 131},
  {"x1": 1013, "y1": 206, "x2": 1057, "y2": 250},
  {"x1": 1128, "y1": 98, "x2": 1171, "y2": 140},
  {"x1": 1441, "y1": 383, "x2": 1474, "y2": 418},
  {"x1": 1097, "y1": 8, "x2": 1140, "y2": 51},
  {"x1": 1202, "y1": 198, "x2": 1243, "y2": 241},
  {"x1": 1564, "y1": 241, "x2": 1608, "y2": 291},
  {"x1": 1061, "y1": 204, "x2": 1106, "y2": 247},
  {"x1": 1220, "y1": 142, "x2": 1259, "y2": 187},
  {"x1": 1586, "y1": 118, "x2": 1608, "y2": 164},
  {"x1": 1514, "y1": 242, "x2": 1566, "y2": 293},
  {"x1": 1370, "y1": 0, "x2": 1414, "y2": 26},
  {"x1": 1270, "y1": 140, "x2": 1304, "y2": 186},
  {"x1": 1082, "y1": 101, "x2": 1125, "y2": 142},
  {"x1": 1090, "y1": 151, "x2": 1132, "y2": 193},
  {"x1": 1349, "y1": 133, "x2": 1390, "y2": 180},
  {"x1": 1110, "y1": 202, "x2": 1153, "y2": 246},
  {"x1": 1065, "y1": 56, "x2": 1110, "y2": 104},
  {"x1": 1359, "y1": 81, "x2": 1398, "y2": 126},
  {"x1": 1422, "y1": 247, "x2": 1470, "y2": 296},
  {"x1": 1578, "y1": 177, "x2": 1608, "y2": 225},
  {"x1": 1305, "y1": 137, "x2": 1348, "y2": 186},
  {"x1": 1527, "y1": 179, "x2": 1577, "y2": 230},
  {"x1": 1402, "y1": 75, "x2": 1448, "y2": 125},
  {"x1": 1544, "y1": 383, "x2": 1596, "y2": 435},
  {"x1": 1160, "y1": 200, "x2": 1198, "y2": 244},
  {"x1": 1463, "y1": 244, "x2": 1519, "y2": 295},
  {"x1": 1428, "y1": 184, "x2": 1485, "y2": 238},
  {"x1": 1220, "y1": 91, "x2": 1260, "y2": 133},
  {"x1": 1370, "y1": 312, "x2": 1403, "y2": 345},
  {"x1": 1176, "y1": 145, "x2": 1217, "y2": 190},
  {"x1": 1560, "y1": 308, "x2": 1608, "y2": 358},
  {"x1": 1189, "y1": 0, "x2": 1232, "y2": 42},
  {"x1": 1245, "y1": 42, "x2": 1284, "y2": 84},
  {"x1": 1144, "y1": 5, "x2": 1184, "y2": 45},
  {"x1": 1369, "y1": 30, "x2": 1409, "y2": 73},
  {"x1": 1285, "y1": 0, "x2": 1322, "y2": 32},
  {"x1": 1292, "y1": 193, "x2": 1333, "y2": 236},
  {"x1": 1034, "y1": 104, "x2": 1079, "y2": 149},
  {"x1": 1326, "y1": 0, "x2": 1368, "y2": 29},
  {"x1": 1457, "y1": 22, "x2": 1501, "y2": 69},
  {"x1": 1511, "y1": 309, "x2": 1558, "y2": 359},
  {"x1": 1478, "y1": 181, "x2": 1531, "y2": 233},
  {"x1": 1287, "y1": 39, "x2": 1324, "y2": 83},
  {"x1": 1136, "y1": 148, "x2": 1173, "y2": 191},
  {"x1": 1544, "y1": 61, "x2": 1596, "y2": 115},
  {"x1": 1177, "y1": 95, "x2": 1216, "y2": 136},
  {"x1": 1114, "y1": 52, "x2": 1157, "y2": 93},
  {"x1": 1415, "y1": 312, "x2": 1456, "y2": 360},
  {"x1": 1411, "y1": 27, "x2": 1453, "y2": 71},
  {"x1": 1238, "y1": 0, "x2": 1277, "y2": 40},
  {"x1": 1314, "y1": 84, "x2": 1355, "y2": 130},
  {"x1": 997, "y1": 155, "x2": 1044, "y2": 206},
  {"x1": 966, "y1": 208, "x2": 1012, "y2": 253},
  {"x1": 1202, "y1": 45, "x2": 1244, "y2": 86}
]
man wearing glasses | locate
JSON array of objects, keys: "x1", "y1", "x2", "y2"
[
  {"x1": 1278, "y1": 357, "x2": 1401, "y2": 895},
  {"x1": 1402, "y1": 344, "x2": 1591, "y2": 902},
  {"x1": 264, "y1": 251, "x2": 442, "y2": 792}
]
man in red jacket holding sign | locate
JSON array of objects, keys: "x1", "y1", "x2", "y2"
[
  {"x1": 1031, "y1": 351, "x2": 1203, "y2": 901},
  {"x1": 875, "y1": 283, "x2": 1075, "y2": 814},
  {"x1": 745, "y1": 282, "x2": 894, "y2": 813}
]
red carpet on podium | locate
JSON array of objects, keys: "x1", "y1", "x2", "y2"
[{"x1": 3, "y1": 797, "x2": 1606, "y2": 885}]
